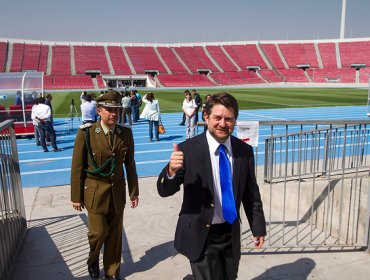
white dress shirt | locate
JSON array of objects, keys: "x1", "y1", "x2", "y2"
[
  {"x1": 81, "y1": 101, "x2": 97, "y2": 122},
  {"x1": 32, "y1": 103, "x2": 51, "y2": 122},
  {"x1": 206, "y1": 130, "x2": 233, "y2": 224}
]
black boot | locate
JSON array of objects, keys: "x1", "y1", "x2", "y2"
[{"x1": 88, "y1": 260, "x2": 99, "y2": 279}]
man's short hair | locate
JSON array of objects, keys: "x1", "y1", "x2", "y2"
[
  {"x1": 85, "y1": 94, "x2": 92, "y2": 102},
  {"x1": 38, "y1": 96, "x2": 45, "y2": 104},
  {"x1": 204, "y1": 92, "x2": 239, "y2": 119}
]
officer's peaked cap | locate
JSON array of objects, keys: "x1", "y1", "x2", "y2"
[{"x1": 96, "y1": 90, "x2": 122, "y2": 108}]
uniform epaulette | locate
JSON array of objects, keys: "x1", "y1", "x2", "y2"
[{"x1": 79, "y1": 123, "x2": 93, "y2": 130}]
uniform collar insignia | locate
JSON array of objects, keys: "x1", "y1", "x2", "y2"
[
  {"x1": 117, "y1": 127, "x2": 121, "y2": 134},
  {"x1": 95, "y1": 127, "x2": 101, "y2": 133}
]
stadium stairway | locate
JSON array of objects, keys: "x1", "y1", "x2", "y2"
[
  {"x1": 122, "y1": 46, "x2": 136, "y2": 74},
  {"x1": 104, "y1": 45, "x2": 115, "y2": 75},
  {"x1": 154, "y1": 46, "x2": 172, "y2": 74}
]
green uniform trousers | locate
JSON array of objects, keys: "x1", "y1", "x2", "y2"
[{"x1": 87, "y1": 203, "x2": 124, "y2": 277}]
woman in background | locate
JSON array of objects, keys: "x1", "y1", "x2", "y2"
[
  {"x1": 141, "y1": 92, "x2": 160, "y2": 142},
  {"x1": 182, "y1": 90, "x2": 196, "y2": 139}
]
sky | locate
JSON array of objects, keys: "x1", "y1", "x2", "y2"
[{"x1": 0, "y1": 0, "x2": 370, "y2": 44}]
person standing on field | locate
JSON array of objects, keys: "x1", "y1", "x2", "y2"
[
  {"x1": 157, "y1": 92, "x2": 266, "y2": 280},
  {"x1": 71, "y1": 90, "x2": 139, "y2": 280}
]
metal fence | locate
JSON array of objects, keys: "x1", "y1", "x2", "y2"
[
  {"x1": 263, "y1": 120, "x2": 370, "y2": 183},
  {"x1": 0, "y1": 120, "x2": 26, "y2": 280},
  {"x1": 242, "y1": 120, "x2": 370, "y2": 251}
]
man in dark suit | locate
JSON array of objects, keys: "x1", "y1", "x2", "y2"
[
  {"x1": 71, "y1": 90, "x2": 139, "y2": 280},
  {"x1": 157, "y1": 92, "x2": 266, "y2": 280}
]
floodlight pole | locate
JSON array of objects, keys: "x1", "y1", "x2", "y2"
[{"x1": 340, "y1": 0, "x2": 347, "y2": 39}]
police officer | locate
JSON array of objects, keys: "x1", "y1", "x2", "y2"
[{"x1": 71, "y1": 90, "x2": 139, "y2": 280}]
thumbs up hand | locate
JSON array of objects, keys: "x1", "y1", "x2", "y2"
[{"x1": 168, "y1": 143, "x2": 184, "y2": 177}]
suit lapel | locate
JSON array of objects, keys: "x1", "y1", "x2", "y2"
[
  {"x1": 197, "y1": 134, "x2": 214, "y2": 197},
  {"x1": 231, "y1": 137, "x2": 241, "y2": 200}
]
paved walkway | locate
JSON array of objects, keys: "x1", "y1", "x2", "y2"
[{"x1": 11, "y1": 177, "x2": 370, "y2": 280}]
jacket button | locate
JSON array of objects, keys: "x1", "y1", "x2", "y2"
[
  {"x1": 210, "y1": 203, "x2": 214, "y2": 208},
  {"x1": 206, "y1": 224, "x2": 211, "y2": 228},
  {"x1": 112, "y1": 153, "x2": 115, "y2": 156}
]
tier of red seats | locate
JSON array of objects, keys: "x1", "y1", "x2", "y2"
[
  {"x1": 359, "y1": 68, "x2": 370, "y2": 83},
  {"x1": 318, "y1": 43, "x2": 337, "y2": 68},
  {"x1": 258, "y1": 69, "x2": 282, "y2": 82},
  {"x1": 211, "y1": 71, "x2": 263, "y2": 85},
  {"x1": 10, "y1": 43, "x2": 24, "y2": 72},
  {"x1": 278, "y1": 43, "x2": 319, "y2": 68},
  {"x1": 260, "y1": 44, "x2": 286, "y2": 69},
  {"x1": 74, "y1": 46, "x2": 110, "y2": 75},
  {"x1": 193, "y1": 46, "x2": 220, "y2": 73},
  {"x1": 22, "y1": 44, "x2": 41, "y2": 71},
  {"x1": 0, "y1": 42, "x2": 6, "y2": 72},
  {"x1": 51, "y1": 46, "x2": 71, "y2": 75},
  {"x1": 157, "y1": 74, "x2": 214, "y2": 87},
  {"x1": 44, "y1": 75, "x2": 94, "y2": 89},
  {"x1": 206, "y1": 46, "x2": 238, "y2": 72},
  {"x1": 339, "y1": 41, "x2": 370, "y2": 67},
  {"x1": 278, "y1": 69, "x2": 309, "y2": 82},
  {"x1": 96, "y1": 75, "x2": 106, "y2": 88},
  {"x1": 223, "y1": 44, "x2": 268, "y2": 70},
  {"x1": 157, "y1": 47, "x2": 188, "y2": 74},
  {"x1": 306, "y1": 68, "x2": 356, "y2": 83},
  {"x1": 107, "y1": 46, "x2": 132, "y2": 75},
  {"x1": 125, "y1": 46, "x2": 167, "y2": 74},
  {"x1": 2, "y1": 40, "x2": 370, "y2": 88},
  {"x1": 38, "y1": 45, "x2": 49, "y2": 73}
]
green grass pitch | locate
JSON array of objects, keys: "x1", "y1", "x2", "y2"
[{"x1": 49, "y1": 87, "x2": 368, "y2": 117}]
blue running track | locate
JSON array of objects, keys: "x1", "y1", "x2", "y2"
[{"x1": 17, "y1": 106, "x2": 369, "y2": 188}]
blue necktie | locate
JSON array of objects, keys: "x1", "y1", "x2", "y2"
[{"x1": 219, "y1": 144, "x2": 237, "y2": 224}]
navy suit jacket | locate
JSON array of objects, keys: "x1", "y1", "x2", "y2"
[{"x1": 157, "y1": 133, "x2": 266, "y2": 262}]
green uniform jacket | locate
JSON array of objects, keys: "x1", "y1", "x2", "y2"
[{"x1": 71, "y1": 122, "x2": 139, "y2": 214}]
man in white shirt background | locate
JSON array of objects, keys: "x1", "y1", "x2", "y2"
[
  {"x1": 81, "y1": 93, "x2": 97, "y2": 124},
  {"x1": 32, "y1": 96, "x2": 61, "y2": 152}
]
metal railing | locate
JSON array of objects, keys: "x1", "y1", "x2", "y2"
[
  {"x1": 262, "y1": 120, "x2": 370, "y2": 183},
  {"x1": 241, "y1": 120, "x2": 370, "y2": 251},
  {"x1": 0, "y1": 120, "x2": 26, "y2": 280}
]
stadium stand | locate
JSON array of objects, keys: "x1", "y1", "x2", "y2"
[
  {"x1": 157, "y1": 73, "x2": 214, "y2": 87},
  {"x1": 10, "y1": 43, "x2": 24, "y2": 72},
  {"x1": 318, "y1": 43, "x2": 338, "y2": 68},
  {"x1": 74, "y1": 46, "x2": 110, "y2": 75},
  {"x1": 339, "y1": 41, "x2": 370, "y2": 67},
  {"x1": 206, "y1": 46, "x2": 238, "y2": 72},
  {"x1": 51, "y1": 45, "x2": 71, "y2": 76},
  {"x1": 193, "y1": 46, "x2": 220, "y2": 72},
  {"x1": 279, "y1": 68, "x2": 309, "y2": 82},
  {"x1": 258, "y1": 69, "x2": 282, "y2": 82},
  {"x1": 21, "y1": 44, "x2": 41, "y2": 71},
  {"x1": 223, "y1": 44, "x2": 268, "y2": 70},
  {"x1": 2, "y1": 38, "x2": 370, "y2": 89},
  {"x1": 107, "y1": 46, "x2": 132, "y2": 75},
  {"x1": 157, "y1": 47, "x2": 188, "y2": 74},
  {"x1": 260, "y1": 43, "x2": 287, "y2": 69},
  {"x1": 278, "y1": 43, "x2": 319, "y2": 68},
  {"x1": 38, "y1": 45, "x2": 49, "y2": 73},
  {"x1": 0, "y1": 42, "x2": 7, "y2": 72},
  {"x1": 96, "y1": 75, "x2": 106, "y2": 88},
  {"x1": 125, "y1": 46, "x2": 167, "y2": 74}
]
